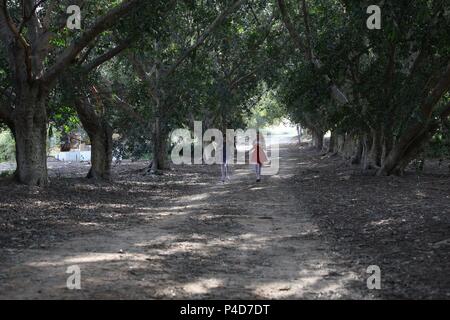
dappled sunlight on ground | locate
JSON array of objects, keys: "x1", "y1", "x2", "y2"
[
  {"x1": 27, "y1": 252, "x2": 151, "y2": 267},
  {"x1": 180, "y1": 278, "x2": 225, "y2": 295},
  {"x1": 0, "y1": 144, "x2": 448, "y2": 299}
]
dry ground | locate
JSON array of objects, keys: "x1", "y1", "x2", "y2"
[{"x1": 0, "y1": 143, "x2": 449, "y2": 299}]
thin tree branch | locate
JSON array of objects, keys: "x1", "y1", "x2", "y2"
[
  {"x1": 277, "y1": 0, "x2": 306, "y2": 53},
  {"x1": 18, "y1": 0, "x2": 46, "y2": 34},
  {"x1": 164, "y1": 0, "x2": 245, "y2": 78},
  {"x1": 421, "y1": 60, "x2": 450, "y2": 118},
  {"x1": 82, "y1": 39, "x2": 132, "y2": 73},
  {"x1": 277, "y1": 0, "x2": 349, "y2": 104},
  {"x1": 42, "y1": 0, "x2": 140, "y2": 84},
  {"x1": 0, "y1": 0, "x2": 33, "y2": 80}
]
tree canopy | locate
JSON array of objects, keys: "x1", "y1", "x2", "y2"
[{"x1": 0, "y1": 0, "x2": 449, "y2": 185}]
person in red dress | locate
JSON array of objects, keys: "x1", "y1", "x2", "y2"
[{"x1": 250, "y1": 131, "x2": 269, "y2": 182}]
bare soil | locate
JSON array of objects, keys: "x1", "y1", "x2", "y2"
[{"x1": 0, "y1": 144, "x2": 449, "y2": 299}]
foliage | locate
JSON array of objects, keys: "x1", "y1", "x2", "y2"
[
  {"x1": 0, "y1": 0, "x2": 449, "y2": 173},
  {"x1": 0, "y1": 130, "x2": 15, "y2": 163}
]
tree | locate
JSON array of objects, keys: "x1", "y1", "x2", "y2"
[
  {"x1": 125, "y1": 0, "x2": 246, "y2": 172},
  {"x1": 276, "y1": 0, "x2": 450, "y2": 173},
  {"x1": 0, "y1": 0, "x2": 142, "y2": 185}
]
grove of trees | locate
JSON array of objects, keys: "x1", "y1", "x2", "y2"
[{"x1": 0, "y1": 0, "x2": 449, "y2": 186}]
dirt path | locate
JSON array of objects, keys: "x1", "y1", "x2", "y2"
[{"x1": 0, "y1": 144, "x2": 375, "y2": 299}]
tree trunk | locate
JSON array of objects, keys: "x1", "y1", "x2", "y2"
[
  {"x1": 379, "y1": 123, "x2": 436, "y2": 175},
  {"x1": 361, "y1": 133, "x2": 371, "y2": 170},
  {"x1": 74, "y1": 94, "x2": 113, "y2": 180},
  {"x1": 328, "y1": 130, "x2": 337, "y2": 153},
  {"x1": 312, "y1": 129, "x2": 324, "y2": 151},
  {"x1": 150, "y1": 117, "x2": 169, "y2": 172},
  {"x1": 13, "y1": 85, "x2": 48, "y2": 186},
  {"x1": 86, "y1": 122, "x2": 113, "y2": 180},
  {"x1": 381, "y1": 128, "x2": 394, "y2": 167},
  {"x1": 379, "y1": 63, "x2": 450, "y2": 175},
  {"x1": 296, "y1": 124, "x2": 302, "y2": 144},
  {"x1": 60, "y1": 132, "x2": 71, "y2": 151},
  {"x1": 351, "y1": 136, "x2": 364, "y2": 165},
  {"x1": 368, "y1": 129, "x2": 383, "y2": 168}
]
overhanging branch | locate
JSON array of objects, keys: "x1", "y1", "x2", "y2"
[
  {"x1": 42, "y1": 0, "x2": 140, "y2": 84},
  {"x1": 164, "y1": 0, "x2": 246, "y2": 79},
  {"x1": 82, "y1": 39, "x2": 132, "y2": 73}
]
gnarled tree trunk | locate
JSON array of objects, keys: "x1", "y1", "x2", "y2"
[
  {"x1": 351, "y1": 135, "x2": 364, "y2": 165},
  {"x1": 74, "y1": 94, "x2": 113, "y2": 180},
  {"x1": 87, "y1": 122, "x2": 113, "y2": 180},
  {"x1": 379, "y1": 123, "x2": 432, "y2": 176},
  {"x1": 311, "y1": 128, "x2": 324, "y2": 151},
  {"x1": 361, "y1": 133, "x2": 371, "y2": 170},
  {"x1": 13, "y1": 84, "x2": 49, "y2": 186},
  {"x1": 367, "y1": 129, "x2": 383, "y2": 169},
  {"x1": 381, "y1": 127, "x2": 394, "y2": 167},
  {"x1": 327, "y1": 130, "x2": 337, "y2": 154},
  {"x1": 379, "y1": 62, "x2": 450, "y2": 175},
  {"x1": 150, "y1": 117, "x2": 169, "y2": 172}
]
